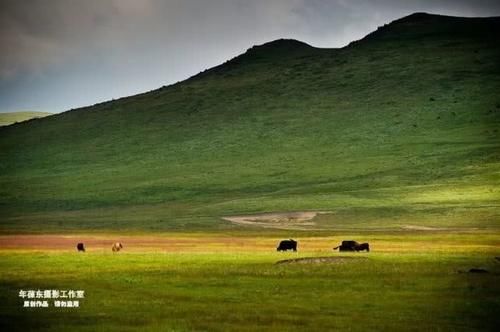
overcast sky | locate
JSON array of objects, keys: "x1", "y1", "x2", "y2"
[{"x1": 1, "y1": 0, "x2": 500, "y2": 113}]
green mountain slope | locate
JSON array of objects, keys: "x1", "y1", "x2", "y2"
[
  {"x1": 1, "y1": 13, "x2": 499, "y2": 232},
  {"x1": 0, "y1": 112, "x2": 52, "y2": 127}
]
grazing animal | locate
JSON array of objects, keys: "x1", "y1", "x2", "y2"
[
  {"x1": 334, "y1": 240, "x2": 370, "y2": 252},
  {"x1": 277, "y1": 239, "x2": 297, "y2": 252},
  {"x1": 355, "y1": 243, "x2": 370, "y2": 252},
  {"x1": 333, "y1": 240, "x2": 359, "y2": 252},
  {"x1": 112, "y1": 242, "x2": 123, "y2": 252},
  {"x1": 76, "y1": 243, "x2": 85, "y2": 252}
]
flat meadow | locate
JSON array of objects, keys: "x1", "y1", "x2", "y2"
[{"x1": 0, "y1": 231, "x2": 498, "y2": 331}]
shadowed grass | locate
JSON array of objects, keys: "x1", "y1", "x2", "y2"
[{"x1": 0, "y1": 14, "x2": 499, "y2": 232}]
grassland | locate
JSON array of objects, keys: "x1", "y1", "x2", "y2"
[
  {"x1": 0, "y1": 231, "x2": 499, "y2": 331},
  {"x1": 0, "y1": 14, "x2": 499, "y2": 232},
  {"x1": 0, "y1": 112, "x2": 53, "y2": 127},
  {"x1": 1, "y1": 13, "x2": 499, "y2": 331}
]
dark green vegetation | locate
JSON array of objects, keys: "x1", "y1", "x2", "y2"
[
  {"x1": 1, "y1": 233, "x2": 499, "y2": 331},
  {"x1": 0, "y1": 112, "x2": 53, "y2": 127},
  {"x1": 1, "y1": 13, "x2": 499, "y2": 231}
]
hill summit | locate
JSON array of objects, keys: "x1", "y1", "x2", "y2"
[
  {"x1": 0, "y1": 13, "x2": 499, "y2": 232},
  {"x1": 244, "y1": 39, "x2": 314, "y2": 55}
]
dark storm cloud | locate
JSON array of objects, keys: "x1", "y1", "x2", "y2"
[{"x1": 1, "y1": 0, "x2": 499, "y2": 113}]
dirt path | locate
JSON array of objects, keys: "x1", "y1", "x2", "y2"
[
  {"x1": 0, "y1": 234, "x2": 358, "y2": 253},
  {"x1": 1, "y1": 233, "x2": 496, "y2": 254},
  {"x1": 0, "y1": 234, "x2": 260, "y2": 252}
]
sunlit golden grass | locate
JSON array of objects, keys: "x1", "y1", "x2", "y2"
[
  {"x1": 0, "y1": 231, "x2": 498, "y2": 253},
  {"x1": 0, "y1": 231, "x2": 499, "y2": 331},
  {"x1": 0, "y1": 112, "x2": 52, "y2": 127}
]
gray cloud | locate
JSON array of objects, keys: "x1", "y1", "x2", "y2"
[{"x1": 1, "y1": 0, "x2": 499, "y2": 113}]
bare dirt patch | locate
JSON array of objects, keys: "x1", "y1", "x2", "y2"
[
  {"x1": 222, "y1": 211, "x2": 330, "y2": 230},
  {"x1": 401, "y1": 225, "x2": 450, "y2": 231},
  {"x1": 276, "y1": 256, "x2": 367, "y2": 265}
]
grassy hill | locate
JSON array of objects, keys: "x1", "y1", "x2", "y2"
[
  {"x1": 0, "y1": 13, "x2": 499, "y2": 232},
  {"x1": 0, "y1": 112, "x2": 52, "y2": 127}
]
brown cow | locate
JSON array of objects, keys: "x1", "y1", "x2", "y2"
[{"x1": 112, "y1": 242, "x2": 123, "y2": 252}]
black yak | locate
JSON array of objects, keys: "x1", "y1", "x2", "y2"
[
  {"x1": 333, "y1": 240, "x2": 358, "y2": 252},
  {"x1": 76, "y1": 243, "x2": 85, "y2": 252},
  {"x1": 334, "y1": 240, "x2": 370, "y2": 252},
  {"x1": 277, "y1": 239, "x2": 297, "y2": 252},
  {"x1": 355, "y1": 243, "x2": 370, "y2": 252}
]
